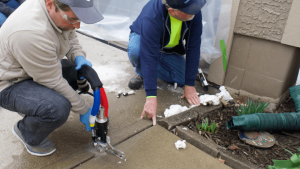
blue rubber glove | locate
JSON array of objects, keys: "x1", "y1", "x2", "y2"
[
  {"x1": 75, "y1": 56, "x2": 92, "y2": 79},
  {"x1": 75, "y1": 56, "x2": 92, "y2": 70},
  {"x1": 80, "y1": 107, "x2": 92, "y2": 131}
]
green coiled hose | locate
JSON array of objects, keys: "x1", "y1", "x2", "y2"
[{"x1": 226, "y1": 113, "x2": 300, "y2": 131}]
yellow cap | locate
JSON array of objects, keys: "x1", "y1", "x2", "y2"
[{"x1": 90, "y1": 123, "x2": 95, "y2": 127}]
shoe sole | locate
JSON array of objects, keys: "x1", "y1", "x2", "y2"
[{"x1": 12, "y1": 125, "x2": 56, "y2": 156}]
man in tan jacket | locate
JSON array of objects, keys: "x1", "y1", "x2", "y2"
[{"x1": 0, "y1": 0, "x2": 103, "y2": 156}]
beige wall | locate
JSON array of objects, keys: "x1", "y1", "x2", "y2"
[
  {"x1": 207, "y1": 0, "x2": 241, "y2": 85},
  {"x1": 208, "y1": 0, "x2": 300, "y2": 103},
  {"x1": 224, "y1": 34, "x2": 300, "y2": 99}
]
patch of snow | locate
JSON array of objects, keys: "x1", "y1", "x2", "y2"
[
  {"x1": 166, "y1": 85, "x2": 184, "y2": 94},
  {"x1": 93, "y1": 65, "x2": 130, "y2": 92}
]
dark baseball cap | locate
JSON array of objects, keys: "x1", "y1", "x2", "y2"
[
  {"x1": 57, "y1": 0, "x2": 103, "y2": 24},
  {"x1": 166, "y1": 0, "x2": 207, "y2": 15}
]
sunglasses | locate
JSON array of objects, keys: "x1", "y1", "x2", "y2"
[{"x1": 54, "y1": 3, "x2": 81, "y2": 25}]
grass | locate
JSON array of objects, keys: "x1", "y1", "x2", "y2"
[
  {"x1": 236, "y1": 98, "x2": 270, "y2": 116},
  {"x1": 197, "y1": 118, "x2": 218, "y2": 134}
]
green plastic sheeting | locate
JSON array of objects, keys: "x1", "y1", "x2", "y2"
[
  {"x1": 226, "y1": 113, "x2": 300, "y2": 131},
  {"x1": 268, "y1": 149, "x2": 300, "y2": 169}
]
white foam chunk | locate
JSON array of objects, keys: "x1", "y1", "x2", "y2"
[
  {"x1": 175, "y1": 140, "x2": 186, "y2": 150},
  {"x1": 199, "y1": 94, "x2": 220, "y2": 106},
  {"x1": 216, "y1": 86, "x2": 233, "y2": 101},
  {"x1": 164, "y1": 104, "x2": 189, "y2": 118},
  {"x1": 128, "y1": 90, "x2": 135, "y2": 95}
]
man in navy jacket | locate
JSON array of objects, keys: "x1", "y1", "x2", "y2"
[{"x1": 128, "y1": 0, "x2": 206, "y2": 125}]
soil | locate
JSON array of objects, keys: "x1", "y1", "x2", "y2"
[{"x1": 187, "y1": 97, "x2": 300, "y2": 169}]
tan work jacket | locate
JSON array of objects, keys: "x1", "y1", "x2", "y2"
[{"x1": 0, "y1": 0, "x2": 90, "y2": 114}]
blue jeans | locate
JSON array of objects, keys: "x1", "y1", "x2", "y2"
[
  {"x1": 127, "y1": 32, "x2": 186, "y2": 86},
  {"x1": 0, "y1": 60, "x2": 77, "y2": 146},
  {"x1": 0, "y1": 0, "x2": 20, "y2": 27}
]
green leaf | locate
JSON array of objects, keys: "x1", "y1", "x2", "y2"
[
  {"x1": 220, "y1": 39, "x2": 228, "y2": 72},
  {"x1": 210, "y1": 122, "x2": 218, "y2": 133},
  {"x1": 237, "y1": 98, "x2": 270, "y2": 116},
  {"x1": 197, "y1": 124, "x2": 201, "y2": 131},
  {"x1": 285, "y1": 149, "x2": 294, "y2": 155},
  {"x1": 204, "y1": 118, "x2": 209, "y2": 131},
  {"x1": 201, "y1": 123, "x2": 205, "y2": 130}
]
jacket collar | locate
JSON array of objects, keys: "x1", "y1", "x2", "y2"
[{"x1": 39, "y1": 0, "x2": 63, "y2": 34}]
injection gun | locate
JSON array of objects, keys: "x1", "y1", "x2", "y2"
[{"x1": 77, "y1": 65, "x2": 126, "y2": 161}]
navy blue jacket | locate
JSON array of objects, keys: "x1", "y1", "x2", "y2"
[
  {"x1": 130, "y1": 0, "x2": 202, "y2": 96},
  {"x1": 0, "y1": 0, "x2": 25, "y2": 17}
]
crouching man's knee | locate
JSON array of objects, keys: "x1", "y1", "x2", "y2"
[{"x1": 41, "y1": 97, "x2": 71, "y2": 128}]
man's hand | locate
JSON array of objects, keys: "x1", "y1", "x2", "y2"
[
  {"x1": 181, "y1": 85, "x2": 200, "y2": 106},
  {"x1": 75, "y1": 56, "x2": 92, "y2": 70},
  {"x1": 141, "y1": 97, "x2": 157, "y2": 126},
  {"x1": 75, "y1": 56, "x2": 92, "y2": 79}
]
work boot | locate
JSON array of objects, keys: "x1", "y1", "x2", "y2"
[
  {"x1": 12, "y1": 122, "x2": 56, "y2": 156},
  {"x1": 128, "y1": 75, "x2": 143, "y2": 90}
]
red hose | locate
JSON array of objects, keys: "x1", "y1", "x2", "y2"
[{"x1": 100, "y1": 88, "x2": 109, "y2": 117}]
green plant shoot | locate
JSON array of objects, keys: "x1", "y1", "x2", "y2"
[
  {"x1": 197, "y1": 118, "x2": 218, "y2": 134},
  {"x1": 236, "y1": 98, "x2": 270, "y2": 116},
  {"x1": 210, "y1": 122, "x2": 218, "y2": 133},
  {"x1": 201, "y1": 118, "x2": 209, "y2": 132},
  {"x1": 197, "y1": 124, "x2": 201, "y2": 131}
]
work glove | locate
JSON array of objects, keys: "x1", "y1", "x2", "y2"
[
  {"x1": 80, "y1": 107, "x2": 92, "y2": 131},
  {"x1": 75, "y1": 56, "x2": 92, "y2": 79}
]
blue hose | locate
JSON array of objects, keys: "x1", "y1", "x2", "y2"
[{"x1": 91, "y1": 89, "x2": 101, "y2": 116}]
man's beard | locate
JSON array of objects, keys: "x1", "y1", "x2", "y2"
[{"x1": 59, "y1": 26, "x2": 75, "y2": 31}]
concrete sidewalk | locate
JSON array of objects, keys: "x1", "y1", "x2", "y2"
[
  {"x1": 0, "y1": 33, "x2": 230, "y2": 169},
  {"x1": 77, "y1": 125, "x2": 230, "y2": 169}
]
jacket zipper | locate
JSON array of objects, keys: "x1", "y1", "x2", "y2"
[
  {"x1": 182, "y1": 22, "x2": 188, "y2": 51},
  {"x1": 163, "y1": 15, "x2": 171, "y2": 48}
]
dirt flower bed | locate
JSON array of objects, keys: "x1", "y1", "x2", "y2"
[{"x1": 187, "y1": 97, "x2": 300, "y2": 168}]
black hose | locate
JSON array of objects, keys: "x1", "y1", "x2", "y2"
[{"x1": 77, "y1": 65, "x2": 103, "y2": 91}]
